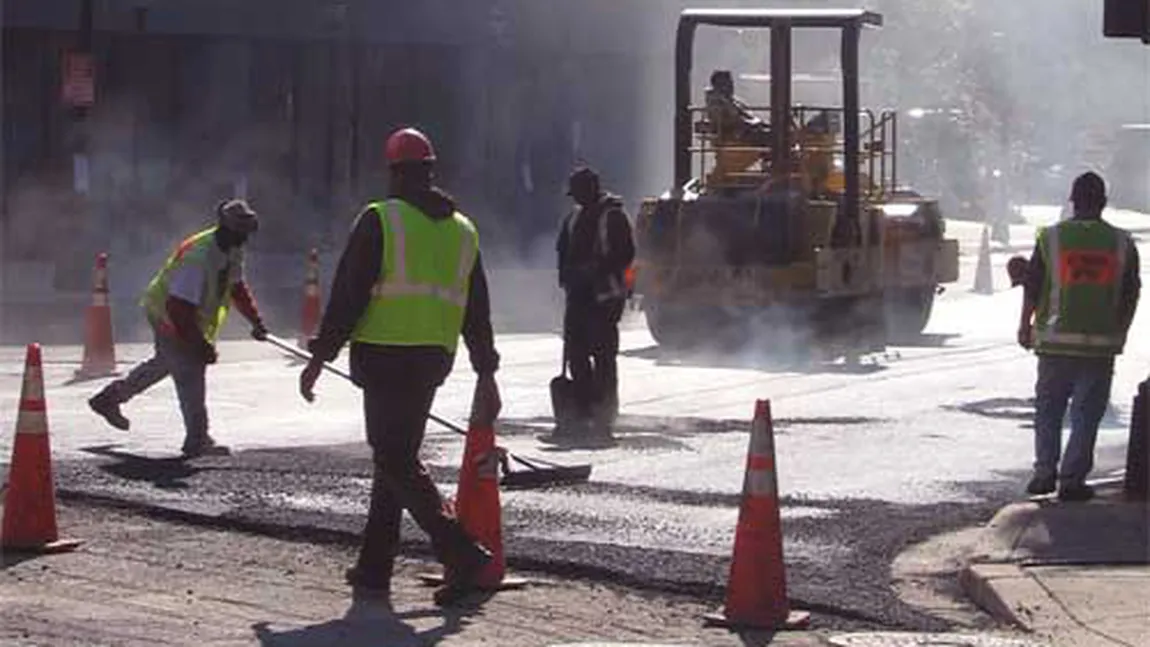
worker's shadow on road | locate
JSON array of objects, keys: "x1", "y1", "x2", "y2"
[
  {"x1": 942, "y1": 396, "x2": 1127, "y2": 431},
  {"x1": 501, "y1": 417, "x2": 696, "y2": 453},
  {"x1": 79, "y1": 444, "x2": 204, "y2": 490},
  {"x1": 251, "y1": 597, "x2": 476, "y2": 646},
  {"x1": 0, "y1": 549, "x2": 40, "y2": 571}
]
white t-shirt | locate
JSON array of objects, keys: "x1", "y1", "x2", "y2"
[{"x1": 167, "y1": 241, "x2": 245, "y2": 308}]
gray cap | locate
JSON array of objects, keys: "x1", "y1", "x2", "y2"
[{"x1": 218, "y1": 199, "x2": 259, "y2": 234}]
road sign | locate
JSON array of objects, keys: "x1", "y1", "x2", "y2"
[{"x1": 62, "y1": 51, "x2": 95, "y2": 107}]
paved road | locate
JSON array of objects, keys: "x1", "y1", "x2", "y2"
[{"x1": 2, "y1": 210, "x2": 1146, "y2": 632}]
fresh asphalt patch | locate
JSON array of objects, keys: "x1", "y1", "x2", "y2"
[{"x1": 42, "y1": 442, "x2": 1023, "y2": 634}]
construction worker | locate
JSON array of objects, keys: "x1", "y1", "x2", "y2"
[
  {"x1": 1018, "y1": 172, "x2": 1140, "y2": 501},
  {"x1": 88, "y1": 199, "x2": 268, "y2": 457},
  {"x1": 556, "y1": 166, "x2": 635, "y2": 438},
  {"x1": 704, "y1": 70, "x2": 771, "y2": 148},
  {"x1": 299, "y1": 127, "x2": 500, "y2": 606}
]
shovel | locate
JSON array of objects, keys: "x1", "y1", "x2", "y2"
[{"x1": 265, "y1": 333, "x2": 592, "y2": 489}]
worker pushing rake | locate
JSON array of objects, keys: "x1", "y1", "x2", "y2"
[
  {"x1": 292, "y1": 127, "x2": 589, "y2": 606},
  {"x1": 266, "y1": 333, "x2": 591, "y2": 490}
]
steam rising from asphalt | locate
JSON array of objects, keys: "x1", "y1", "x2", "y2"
[{"x1": 2, "y1": 0, "x2": 1147, "y2": 346}]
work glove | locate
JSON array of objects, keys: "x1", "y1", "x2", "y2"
[
  {"x1": 470, "y1": 373, "x2": 502, "y2": 428},
  {"x1": 250, "y1": 320, "x2": 269, "y2": 342},
  {"x1": 299, "y1": 358, "x2": 323, "y2": 403},
  {"x1": 197, "y1": 341, "x2": 219, "y2": 366}
]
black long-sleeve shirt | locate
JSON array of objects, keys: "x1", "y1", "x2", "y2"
[
  {"x1": 1024, "y1": 218, "x2": 1141, "y2": 328},
  {"x1": 309, "y1": 187, "x2": 500, "y2": 376}
]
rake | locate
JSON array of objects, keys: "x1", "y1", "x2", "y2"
[{"x1": 265, "y1": 333, "x2": 592, "y2": 489}]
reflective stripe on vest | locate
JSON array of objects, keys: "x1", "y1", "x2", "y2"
[
  {"x1": 566, "y1": 200, "x2": 625, "y2": 302},
  {"x1": 352, "y1": 199, "x2": 478, "y2": 351},
  {"x1": 1034, "y1": 330, "x2": 1125, "y2": 347},
  {"x1": 1034, "y1": 221, "x2": 1129, "y2": 356},
  {"x1": 368, "y1": 203, "x2": 475, "y2": 308}
]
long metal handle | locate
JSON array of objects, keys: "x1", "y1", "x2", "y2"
[{"x1": 264, "y1": 333, "x2": 468, "y2": 436}]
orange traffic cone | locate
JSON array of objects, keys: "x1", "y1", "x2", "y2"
[
  {"x1": 74, "y1": 252, "x2": 117, "y2": 380},
  {"x1": 705, "y1": 400, "x2": 808, "y2": 630},
  {"x1": 2, "y1": 343, "x2": 82, "y2": 553},
  {"x1": 298, "y1": 248, "x2": 322, "y2": 348},
  {"x1": 420, "y1": 423, "x2": 527, "y2": 591}
]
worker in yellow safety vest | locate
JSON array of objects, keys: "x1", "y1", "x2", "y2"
[
  {"x1": 299, "y1": 127, "x2": 501, "y2": 607},
  {"x1": 89, "y1": 199, "x2": 268, "y2": 457},
  {"x1": 1018, "y1": 172, "x2": 1140, "y2": 501}
]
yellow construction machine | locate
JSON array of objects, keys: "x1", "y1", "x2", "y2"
[{"x1": 632, "y1": 8, "x2": 960, "y2": 355}]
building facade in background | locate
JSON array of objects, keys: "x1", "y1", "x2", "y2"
[{"x1": 0, "y1": 0, "x2": 672, "y2": 294}]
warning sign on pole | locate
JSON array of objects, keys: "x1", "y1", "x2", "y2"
[{"x1": 62, "y1": 51, "x2": 96, "y2": 108}]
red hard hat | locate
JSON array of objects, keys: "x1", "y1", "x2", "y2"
[{"x1": 385, "y1": 128, "x2": 436, "y2": 165}]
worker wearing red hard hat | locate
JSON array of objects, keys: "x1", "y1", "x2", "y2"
[{"x1": 299, "y1": 127, "x2": 501, "y2": 606}]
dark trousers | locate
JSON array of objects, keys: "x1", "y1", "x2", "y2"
[
  {"x1": 564, "y1": 296, "x2": 624, "y2": 427},
  {"x1": 350, "y1": 345, "x2": 481, "y2": 587}
]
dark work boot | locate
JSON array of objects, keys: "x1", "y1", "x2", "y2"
[
  {"x1": 1026, "y1": 473, "x2": 1056, "y2": 496},
  {"x1": 345, "y1": 566, "x2": 391, "y2": 602},
  {"x1": 433, "y1": 544, "x2": 493, "y2": 607},
  {"x1": 181, "y1": 435, "x2": 231, "y2": 459},
  {"x1": 1057, "y1": 482, "x2": 1095, "y2": 502},
  {"x1": 89, "y1": 391, "x2": 130, "y2": 431}
]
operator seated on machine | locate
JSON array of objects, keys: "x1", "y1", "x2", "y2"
[
  {"x1": 704, "y1": 70, "x2": 772, "y2": 149},
  {"x1": 704, "y1": 70, "x2": 776, "y2": 186},
  {"x1": 797, "y1": 109, "x2": 838, "y2": 197}
]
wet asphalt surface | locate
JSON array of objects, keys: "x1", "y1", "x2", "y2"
[
  {"x1": 6, "y1": 216, "x2": 1149, "y2": 634},
  {"x1": 48, "y1": 433, "x2": 1025, "y2": 633}
]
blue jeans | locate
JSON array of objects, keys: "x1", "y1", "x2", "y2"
[
  {"x1": 104, "y1": 329, "x2": 209, "y2": 445},
  {"x1": 1034, "y1": 354, "x2": 1115, "y2": 486}
]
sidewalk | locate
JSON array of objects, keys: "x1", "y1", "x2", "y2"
[{"x1": 960, "y1": 479, "x2": 1150, "y2": 646}]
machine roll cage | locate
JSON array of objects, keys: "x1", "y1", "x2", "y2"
[{"x1": 675, "y1": 8, "x2": 886, "y2": 232}]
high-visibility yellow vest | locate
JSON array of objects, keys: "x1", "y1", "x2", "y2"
[
  {"x1": 142, "y1": 227, "x2": 240, "y2": 343},
  {"x1": 1034, "y1": 219, "x2": 1132, "y2": 357},
  {"x1": 351, "y1": 199, "x2": 479, "y2": 352}
]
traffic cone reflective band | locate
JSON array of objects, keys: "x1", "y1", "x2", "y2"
[
  {"x1": 75, "y1": 252, "x2": 117, "y2": 379},
  {"x1": 419, "y1": 423, "x2": 527, "y2": 591},
  {"x1": 2, "y1": 344, "x2": 82, "y2": 553},
  {"x1": 973, "y1": 225, "x2": 994, "y2": 295},
  {"x1": 705, "y1": 399, "x2": 808, "y2": 630},
  {"x1": 298, "y1": 248, "x2": 322, "y2": 348}
]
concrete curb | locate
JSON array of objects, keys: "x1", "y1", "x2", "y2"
[
  {"x1": 959, "y1": 563, "x2": 1036, "y2": 631},
  {"x1": 958, "y1": 563, "x2": 1073, "y2": 635}
]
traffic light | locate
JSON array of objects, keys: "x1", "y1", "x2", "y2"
[{"x1": 1104, "y1": 0, "x2": 1150, "y2": 43}]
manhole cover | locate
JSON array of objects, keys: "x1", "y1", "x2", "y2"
[{"x1": 830, "y1": 633, "x2": 1045, "y2": 647}]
